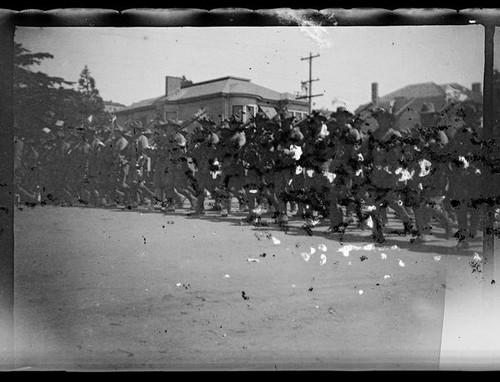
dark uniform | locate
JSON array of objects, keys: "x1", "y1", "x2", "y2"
[
  {"x1": 218, "y1": 119, "x2": 247, "y2": 216},
  {"x1": 447, "y1": 124, "x2": 483, "y2": 248},
  {"x1": 188, "y1": 121, "x2": 223, "y2": 214},
  {"x1": 327, "y1": 109, "x2": 364, "y2": 231},
  {"x1": 364, "y1": 108, "x2": 414, "y2": 243}
]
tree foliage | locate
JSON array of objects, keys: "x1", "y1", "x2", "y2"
[
  {"x1": 76, "y1": 65, "x2": 108, "y2": 125},
  {"x1": 14, "y1": 43, "x2": 110, "y2": 138},
  {"x1": 14, "y1": 42, "x2": 84, "y2": 137}
]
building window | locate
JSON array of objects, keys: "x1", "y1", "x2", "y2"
[
  {"x1": 246, "y1": 105, "x2": 257, "y2": 120},
  {"x1": 290, "y1": 111, "x2": 307, "y2": 119},
  {"x1": 232, "y1": 105, "x2": 244, "y2": 120}
]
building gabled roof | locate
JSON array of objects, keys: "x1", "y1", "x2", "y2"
[
  {"x1": 162, "y1": 77, "x2": 238, "y2": 102},
  {"x1": 438, "y1": 83, "x2": 482, "y2": 103},
  {"x1": 161, "y1": 76, "x2": 295, "y2": 103},
  {"x1": 228, "y1": 80, "x2": 282, "y2": 101},
  {"x1": 116, "y1": 76, "x2": 306, "y2": 114},
  {"x1": 381, "y1": 82, "x2": 444, "y2": 102},
  {"x1": 354, "y1": 81, "x2": 482, "y2": 115}
]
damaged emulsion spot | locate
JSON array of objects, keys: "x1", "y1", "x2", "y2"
[{"x1": 469, "y1": 252, "x2": 482, "y2": 274}]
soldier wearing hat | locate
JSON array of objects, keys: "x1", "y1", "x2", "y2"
[
  {"x1": 157, "y1": 121, "x2": 198, "y2": 212},
  {"x1": 113, "y1": 123, "x2": 134, "y2": 205},
  {"x1": 188, "y1": 117, "x2": 225, "y2": 215},
  {"x1": 70, "y1": 126, "x2": 94, "y2": 204},
  {"x1": 123, "y1": 120, "x2": 155, "y2": 208},
  {"x1": 217, "y1": 117, "x2": 247, "y2": 217},
  {"x1": 442, "y1": 102, "x2": 483, "y2": 249},
  {"x1": 363, "y1": 107, "x2": 415, "y2": 243},
  {"x1": 327, "y1": 107, "x2": 365, "y2": 233},
  {"x1": 97, "y1": 125, "x2": 120, "y2": 207},
  {"x1": 133, "y1": 124, "x2": 156, "y2": 205}
]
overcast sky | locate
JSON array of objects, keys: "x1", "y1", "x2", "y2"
[{"x1": 14, "y1": 24, "x2": 498, "y2": 112}]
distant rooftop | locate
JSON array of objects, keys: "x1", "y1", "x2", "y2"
[
  {"x1": 355, "y1": 81, "x2": 482, "y2": 114},
  {"x1": 104, "y1": 100, "x2": 126, "y2": 107},
  {"x1": 117, "y1": 75, "x2": 306, "y2": 113},
  {"x1": 181, "y1": 75, "x2": 251, "y2": 88}
]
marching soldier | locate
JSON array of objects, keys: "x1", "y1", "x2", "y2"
[
  {"x1": 443, "y1": 102, "x2": 483, "y2": 249},
  {"x1": 364, "y1": 107, "x2": 415, "y2": 243}
]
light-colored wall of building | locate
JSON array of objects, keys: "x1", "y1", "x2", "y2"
[
  {"x1": 177, "y1": 97, "x2": 226, "y2": 122},
  {"x1": 115, "y1": 94, "x2": 309, "y2": 127}
]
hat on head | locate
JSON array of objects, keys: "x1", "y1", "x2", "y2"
[
  {"x1": 205, "y1": 131, "x2": 220, "y2": 146},
  {"x1": 171, "y1": 132, "x2": 187, "y2": 147}
]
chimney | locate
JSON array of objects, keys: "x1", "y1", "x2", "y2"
[
  {"x1": 471, "y1": 82, "x2": 482, "y2": 98},
  {"x1": 165, "y1": 76, "x2": 182, "y2": 97},
  {"x1": 371, "y1": 82, "x2": 379, "y2": 106}
]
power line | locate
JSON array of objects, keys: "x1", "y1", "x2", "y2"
[{"x1": 296, "y1": 52, "x2": 323, "y2": 113}]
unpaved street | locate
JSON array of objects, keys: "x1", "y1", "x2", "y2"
[{"x1": 12, "y1": 204, "x2": 491, "y2": 370}]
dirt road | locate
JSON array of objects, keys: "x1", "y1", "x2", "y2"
[{"x1": 11, "y1": 204, "x2": 488, "y2": 370}]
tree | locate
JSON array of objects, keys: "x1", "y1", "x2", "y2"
[
  {"x1": 14, "y1": 42, "x2": 83, "y2": 137},
  {"x1": 76, "y1": 65, "x2": 108, "y2": 125}
]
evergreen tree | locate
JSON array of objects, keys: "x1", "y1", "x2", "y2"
[
  {"x1": 14, "y1": 42, "x2": 83, "y2": 137},
  {"x1": 76, "y1": 65, "x2": 109, "y2": 126}
]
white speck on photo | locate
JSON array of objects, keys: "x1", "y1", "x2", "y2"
[
  {"x1": 398, "y1": 259, "x2": 405, "y2": 267},
  {"x1": 320, "y1": 254, "x2": 327, "y2": 265},
  {"x1": 337, "y1": 244, "x2": 361, "y2": 257},
  {"x1": 365, "y1": 216, "x2": 374, "y2": 228},
  {"x1": 380, "y1": 253, "x2": 387, "y2": 260},
  {"x1": 318, "y1": 244, "x2": 327, "y2": 252},
  {"x1": 301, "y1": 252, "x2": 311, "y2": 262}
]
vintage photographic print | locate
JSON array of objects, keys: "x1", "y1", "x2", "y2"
[{"x1": 1, "y1": 8, "x2": 500, "y2": 371}]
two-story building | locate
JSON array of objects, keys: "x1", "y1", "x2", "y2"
[
  {"x1": 114, "y1": 75, "x2": 309, "y2": 128},
  {"x1": 355, "y1": 81, "x2": 483, "y2": 133}
]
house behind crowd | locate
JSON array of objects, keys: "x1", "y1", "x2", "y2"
[
  {"x1": 113, "y1": 75, "x2": 309, "y2": 130},
  {"x1": 355, "y1": 81, "x2": 483, "y2": 134}
]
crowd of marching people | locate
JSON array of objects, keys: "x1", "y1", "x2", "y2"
[{"x1": 14, "y1": 100, "x2": 500, "y2": 249}]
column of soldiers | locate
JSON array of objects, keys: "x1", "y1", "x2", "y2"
[{"x1": 14, "y1": 99, "x2": 499, "y2": 249}]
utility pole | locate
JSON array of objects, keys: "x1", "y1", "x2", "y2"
[
  {"x1": 297, "y1": 52, "x2": 323, "y2": 113},
  {"x1": 482, "y1": 24, "x2": 496, "y2": 285}
]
